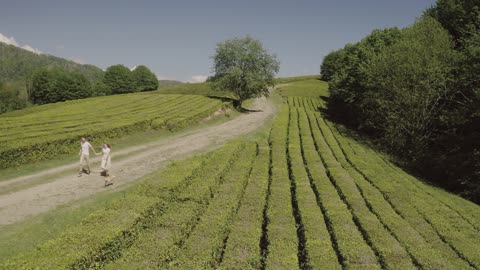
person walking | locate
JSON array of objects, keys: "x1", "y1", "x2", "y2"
[
  {"x1": 78, "y1": 137, "x2": 98, "y2": 176},
  {"x1": 99, "y1": 144, "x2": 114, "y2": 186}
]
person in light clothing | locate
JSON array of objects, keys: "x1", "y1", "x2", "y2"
[
  {"x1": 99, "y1": 143, "x2": 114, "y2": 186},
  {"x1": 78, "y1": 137, "x2": 98, "y2": 176}
]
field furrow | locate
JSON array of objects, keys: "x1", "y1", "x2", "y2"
[{"x1": 265, "y1": 106, "x2": 299, "y2": 269}]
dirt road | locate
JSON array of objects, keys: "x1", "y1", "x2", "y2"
[{"x1": 0, "y1": 96, "x2": 275, "y2": 226}]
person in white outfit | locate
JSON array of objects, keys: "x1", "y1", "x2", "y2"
[
  {"x1": 78, "y1": 137, "x2": 98, "y2": 176},
  {"x1": 99, "y1": 143, "x2": 114, "y2": 186}
]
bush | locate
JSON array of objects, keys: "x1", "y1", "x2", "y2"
[
  {"x1": 132, "y1": 65, "x2": 159, "y2": 92},
  {"x1": 0, "y1": 81, "x2": 27, "y2": 113},
  {"x1": 103, "y1": 64, "x2": 134, "y2": 94}
]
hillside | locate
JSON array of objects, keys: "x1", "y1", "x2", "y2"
[
  {"x1": 158, "y1": 79, "x2": 183, "y2": 87},
  {"x1": 0, "y1": 42, "x2": 104, "y2": 83},
  {"x1": 2, "y1": 79, "x2": 478, "y2": 269}
]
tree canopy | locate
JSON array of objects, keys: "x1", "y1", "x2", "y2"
[
  {"x1": 103, "y1": 64, "x2": 135, "y2": 94},
  {"x1": 211, "y1": 36, "x2": 280, "y2": 108},
  {"x1": 321, "y1": 1, "x2": 480, "y2": 203},
  {"x1": 0, "y1": 81, "x2": 26, "y2": 113},
  {"x1": 132, "y1": 65, "x2": 159, "y2": 92}
]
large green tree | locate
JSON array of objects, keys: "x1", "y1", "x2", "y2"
[
  {"x1": 326, "y1": 27, "x2": 401, "y2": 128},
  {"x1": 103, "y1": 64, "x2": 134, "y2": 94},
  {"x1": 30, "y1": 69, "x2": 53, "y2": 104},
  {"x1": 211, "y1": 36, "x2": 280, "y2": 108},
  {"x1": 363, "y1": 17, "x2": 457, "y2": 158},
  {"x1": 132, "y1": 65, "x2": 159, "y2": 92}
]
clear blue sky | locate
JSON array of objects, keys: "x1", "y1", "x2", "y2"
[{"x1": 0, "y1": 0, "x2": 436, "y2": 82}]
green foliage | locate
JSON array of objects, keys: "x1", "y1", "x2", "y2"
[
  {"x1": 30, "y1": 68, "x2": 92, "y2": 105},
  {"x1": 320, "y1": 50, "x2": 344, "y2": 82},
  {"x1": 425, "y1": 0, "x2": 480, "y2": 49},
  {"x1": 132, "y1": 65, "x2": 159, "y2": 92},
  {"x1": 0, "y1": 81, "x2": 27, "y2": 113},
  {"x1": 103, "y1": 64, "x2": 135, "y2": 94},
  {"x1": 362, "y1": 17, "x2": 457, "y2": 158},
  {"x1": 326, "y1": 27, "x2": 402, "y2": 128},
  {"x1": 422, "y1": 1, "x2": 480, "y2": 200},
  {"x1": 92, "y1": 81, "x2": 112, "y2": 96},
  {"x1": 211, "y1": 36, "x2": 280, "y2": 107},
  {"x1": 322, "y1": 0, "x2": 480, "y2": 202}
]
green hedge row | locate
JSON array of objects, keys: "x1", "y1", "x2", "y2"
[{"x1": 265, "y1": 106, "x2": 299, "y2": 269}]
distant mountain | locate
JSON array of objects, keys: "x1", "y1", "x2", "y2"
[
  {"x1": 0, "y1": 42, "x2": 104, "y2": 83},
  {"x1": 158, "y1": 80, "x2": 183, "y2": 87}
]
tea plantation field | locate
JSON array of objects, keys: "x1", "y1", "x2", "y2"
[
  {"x1": 2, "y1": 80, "x2": 479, "y2": 269},
  {"x1": 0, "y1": 90, "x2": 225, "y2": 169}
]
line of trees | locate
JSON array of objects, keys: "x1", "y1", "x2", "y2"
[
  {"x1": 0, "y1": 63, "x2": 159, "y2": 112},
  {"x1": 27, "y1": 64, "x2": 158, "y2": 105},
  {"x1": 321, "y1": 0, "x2": 480, "y2": 203}
]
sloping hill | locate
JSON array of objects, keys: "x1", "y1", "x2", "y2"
[{"x1": 0, "y1": 42, "x2": 104, "y2": 83}]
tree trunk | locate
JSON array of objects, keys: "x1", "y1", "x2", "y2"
[{"x1": 233, "y1": 99, "x2": 243, "y2": 110}]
